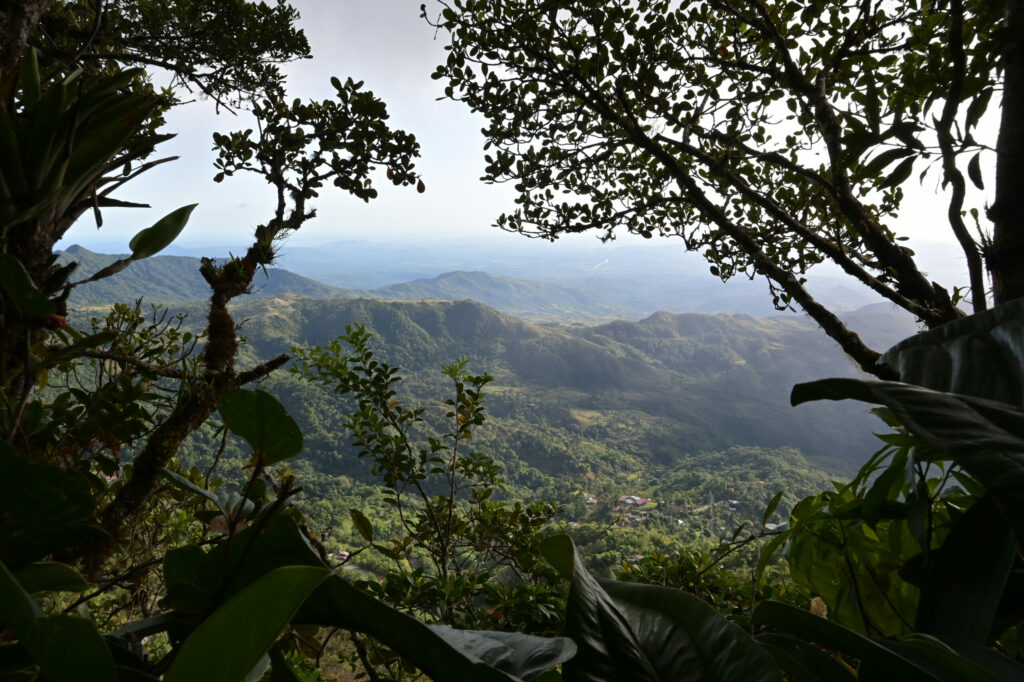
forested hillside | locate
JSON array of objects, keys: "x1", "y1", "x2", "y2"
[
  {"x1": 58, "y1": 245, "x2": 352, "y2": 305},
  {"x1": 221, "y1": 296, "x2": 884, "y2": 473}
]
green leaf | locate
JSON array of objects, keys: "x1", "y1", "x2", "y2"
[
  {"x1": 0, "y1": 560, "x2": 43, "y2": 637},
  {"x1": 0, "y1": 444, "x2": 100, "y2": 570},
  {"x1": 541, "y1": 535, "x2": 779, "y2": 682},
  {"x1": 756, "y1": 532, "x2": 788, "y2": 583},
  {"x1": 19, "y1": 48, "x2": 41, "y2": 105},
  {"x1": 427, "y1": 625, "x2": 576, "y2": 680},
  {"x1": 0, "y1": 254, "x2": 55, "y2": 318},
  {"x1": 33, "y1": 616, "x2": 119, "y2": 682},
  {"x1": 349, "y1": 508, "x2": 374, "y2": 543},
  {"x1": 752, "y1": 601, "x2": 935, "y2": 681},
  {"x1": 13, "y1": 562, "x2": 87, "y2": 594},
  {"x1": 762, "y1": 491, "x2": 784, "y2": 526},
  {"x1": 879, "y1": 156, "x2": 915, "y2": 188},
  {"x1": 164, "y1": 566, "x2": 329, "y2": 682},
  {"x1": 301, "y1": 575, "x2": 534, "y2": 681},
  {"x1": 0, "y1": 561, "x2": 117, "y2": 682},
  {"x1": 878, "y1": 636, "x2": 1003, "y2": 682},
  {"x1": 863, "y1": 147, "x2": 913, "y2": 176},
  {"x1": 219, "y1": 390, "x2": 303, "y2": 466},
  {"x1": 915, "y1": 496, "x2": 1016, "y2": 646},
  {"x1": 209, "y1": 515, "x2": 538, "y2": 681},
  {"x1": 128, "y1": 204, "x2": 197, "y2": 260},
  {"x1": 967, "y1": 152, "x2": 984, "y2": 190},
  {"x1": 39, "y1": 331, "x2": 117, "y2": 368},
  {"x1": 756, "y1": 633, "x2": 857, "y2": 681},
  {"x1": 792, "y1": 378, "x2": 1024, "y2": 545}
]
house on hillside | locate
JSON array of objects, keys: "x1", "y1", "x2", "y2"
[{"x1": 617, "y1": 495, "x2": 649, "y2": 506}]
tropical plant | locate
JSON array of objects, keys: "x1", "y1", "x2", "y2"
[{"x1": 293, "y1": 326, "x2": 566, "y2": 640}]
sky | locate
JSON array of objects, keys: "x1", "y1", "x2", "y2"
[
  {"x1": 56, "y1": 0, "x2": 988, "y2": 288},
  {"x1": 61, "y1": 0, "x2": 525, "y2": 252}
]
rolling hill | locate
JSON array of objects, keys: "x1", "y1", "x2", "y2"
[
  {"x1": 58, "y1": 245, "x2": 352, "y2": 307},
  {"x1": 224, "y1": 296, "x2": 891, "y2": 479}
]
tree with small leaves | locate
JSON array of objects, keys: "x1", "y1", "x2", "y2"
[{"x1": 425, "y1": 0, "x2": 1022, "y2": 378}]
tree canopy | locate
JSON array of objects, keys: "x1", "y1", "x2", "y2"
[{"x1": 425, "y1": 0, "x2": 1023, "y2": 378}]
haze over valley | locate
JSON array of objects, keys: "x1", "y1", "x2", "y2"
[{"x1": 58, "y1": 241, "x2": 920, "y2": 552}]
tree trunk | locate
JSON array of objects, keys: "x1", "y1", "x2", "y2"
[
  {"x1": 990, "y1": 0, "x2": 1024, "y2": 303},
  {"x1": 0, "y1": 0, "x2": 54, "y2": 94}
]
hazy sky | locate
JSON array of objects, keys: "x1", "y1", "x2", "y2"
[{"x1": 57, "y1": 0, "x2": 986, "y2": 287}]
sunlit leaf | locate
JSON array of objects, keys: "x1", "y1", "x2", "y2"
[
  {"x1": 128, "y1": 204, "x2": 197, "y2": 260},
  {"x1": 218, "y1": 389, "x2": 303, "y2": 466}
]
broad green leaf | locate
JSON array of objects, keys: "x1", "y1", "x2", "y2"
[
  {"x1": 300, "y1": 575, "x2": 532, "y2": 681},
  {"x1": 791, "y1": 378, "x2": 1024, "y2": 544},
  {"x1": 756, "y1": 633, "x2": 856, "y2": 681},
  {"x1": 967, "y1": 152, "x2": 984, "y2": 190},
  {"x1": 0, "y1": 561, "x2": 117, "y2": 682},
  {"x1": 428, "y1": 624, "x2": 576, "y2": 680},
  {"x1": 158, "y1": 513, "x2": 551, "y2": 681},
  {"x1": 541, "y1": 535, "x2": 779, "y2": 682},
  {"x1": 0, "y1": 445, "x2": 99, "y2": 570},
  {"x1": 0, "y1": 254, "x2": 54, "y2": 318},
  {"x1": 879, "y1": 156, "x2": 915, "y2": 188},
  {"x1": 878, "y1": 636, "x2": 1002, "y2": 682},
  {"x1": 762, "y1": 490, "x2": 784, "y2": 526},
  {"x1": 39, "y1": 331, "x2": 117, "y2": 368},
  {"x1": 128, "y1": 204, "x2": 197, "y2": 260},
  {"x1": 954, "y1": 644, "x2": 1024, "y2": 680},
  {"x1": 192, "y1": 515, "x2": 537, "y2": 681},
  {"x1": 13, "y1": 562, "x2": 87, "y2": 594},
  {"x1": 879, "y1": 298, "x2": 1024, "y2": 406},
  {"x1": 0, "y1": 560, "x2": 43, "y2": 638},
  {"x1": 349, "y1": 508, "x2": 374, "y2": 543},
  {"x1": 915, "y1": 496, "x2": 1015, "y2": 646},
  {"x1": 164, "y1": 566, "x2": 329, "y2": 682},
  {"x1": 218, "y1": 390, "x2": 303, "y2": 466},
  {"x1": 34, "y1": 616, "x2": 119, "y2": 682},
  {"x1": 752, "y1": 601, "x2": 934, "y2": 681}
]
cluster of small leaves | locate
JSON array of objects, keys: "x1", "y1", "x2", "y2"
[
  {"x1": 426, "y1": 0, "x2": 995, "y2": 332},
  {"x1": 778, "y1": 427, "x2": 974, "y2": 637},
  {"x1": 212, "y1": 76, "x2": 421, "y2": 212},
  {"x1": 38, "y1": 0, "x2": 312, "y2": 110},
  {"x1": 293, "y1": 326, "x2": 565, "y2": 636}
]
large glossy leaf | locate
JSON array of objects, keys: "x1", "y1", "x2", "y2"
[
  {"x1": 880, "y1": 298, "x2": 1024, "y2": 406},
  {"x1": 13, "y1": 562, "x2": 88, "y2": 594},
  {"x1": 755, "y1": 633, "x2": 857, "y2": 682},
  {"x1": 128, "y1": 203, "x2": 197, "y2": 260},
  {"x1": 877, "y1": 636, "x2": 1002, "y2": 682},
  {"x1": 791, "y1": 379, "x2": 1024, "y2": 544},
  {"x1": 164, "y1": 566, "x2": 329, "y2": 682},
  {"x1": 219, "y1": 389, "x2": 303, "y2": 466},
  {"x1": 0, "y1": 561, "x2": 117, "y2": 682},
  {"x1": 33, "y1": 616, "x2": 120, "y2": 682},
  {"x1": 915, "y1": 496, "x2": 1016, "y2": 646},
  {"x1": 428, "y1": 625, "x2": 576, "y2": 680},
  {"x1": 162, "y1": 514, "x2": 563, "y2": 681},
  {"x1": 0, "y1": 444, "x2": 101, "y2": 570},
  {"x1": 541, "y1": 535, "x2": 779, "y2": 682},
  {"x1": 0, "y1": 254, "x2": 54, "y2": 318},
  {"x1": 752, "y1": 601, "x2": 935, "y2": 681}
]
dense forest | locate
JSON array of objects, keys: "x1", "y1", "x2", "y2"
[{"x1": 2, "y1": 1, "x2": 1024, "y2": 681}]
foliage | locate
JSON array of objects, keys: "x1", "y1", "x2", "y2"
[
  {"x1": 293, "y1": 326, "x2": 566, "y2": 640},
  {"x1": 424, "y1": 0, "x2": 1021, "y2": 376}
]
